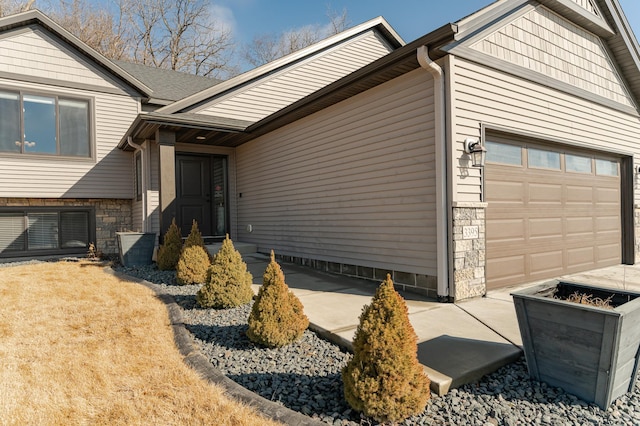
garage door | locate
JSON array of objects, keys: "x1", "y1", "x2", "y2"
[{"x1": 485, "y1": 138, "x2": 621, "y2": 290}]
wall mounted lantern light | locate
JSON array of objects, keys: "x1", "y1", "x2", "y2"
[{"x1": 464, "y1": 138, "x2": 487, "y2": 167}]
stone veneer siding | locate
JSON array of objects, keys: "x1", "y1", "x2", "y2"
[
  {"x1": 0, "y1": 198, "x2": 132, "y2": 255},
  {"x1": 274, "y1": 254, "x2": 438, "y2": 299},
  {"x1": 452, "y1": 202, "x2": 487, "y2": 301}
]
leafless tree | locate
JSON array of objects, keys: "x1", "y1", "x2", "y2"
[
  {"x1": 243, "y1": 7, "x2": 350, "y2": 68},
  {"x1": 0, "y1": 0, "x2": 35, "y2": 16},
  {"x1": 48, "y1": 0, "x2": 129, "y2": 60},
  {"x1": 121, "y1": 0, "x2": 238, "y2": 78}
]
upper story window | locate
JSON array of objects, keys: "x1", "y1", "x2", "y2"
[{"x1": 0, "y1": 90, "x2": 91, "y2": 158}]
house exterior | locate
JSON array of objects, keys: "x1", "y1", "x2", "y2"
[{"x1": 2, "y1": 0, "x2": 640, "y2": 302}]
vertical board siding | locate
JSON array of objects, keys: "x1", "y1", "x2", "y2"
[
  {"x1": 0, "y1": 27, "x2": 122, "y2": 90},
  {"x1": 0, "y1": 79, "x2": 139, "y2": 198},
  {"x1": 452, "y1": 58, "x2": 640, "y2": 202},
  {"x1": 196, "y1": 31, "x2": 394, "y2": 122},
  {"x1": 236, "y1": 69, "x2": 437, "y2": 275},
  {"x1": 471, "y1": 6, "x2": 633, "y2": 107}
]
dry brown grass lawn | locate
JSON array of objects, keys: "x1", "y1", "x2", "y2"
[{"x1": 0, "y1": 260, "x2": 281, "y2": 426}]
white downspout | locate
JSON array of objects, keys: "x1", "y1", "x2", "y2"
[
  {"x1": 127, "y1": 136, "x2": 147, "y2": 232},
  {"x1": 417, "y1": 46, "x2": 450, "y2": 302}
]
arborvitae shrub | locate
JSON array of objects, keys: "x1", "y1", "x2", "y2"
[
  {"x1": 196, "y1": 235, "x2": 254, "y2": 308},
  {"x1": 176, "y1": 245, "x2": 210, "y2": 285},
  {"x1": 156, "y1": 219, "x2": 182, "y2": 270},
  {"x1": 246, "y1": 251, "x2": 309, "y2": 347},
  {"x1": 184, "y1": 220, "x2": 205, "y2": 249},
  {"x1": 342, "y1": 274, "x2": 430, "y2": 423}
]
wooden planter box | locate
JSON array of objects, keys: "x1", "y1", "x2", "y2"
[
  {"x1": 512, "y1": 280, "x2": 640, "y2": 409},
  {"x1": 117, "y1": 232, "x2": 156, "y2": 267}
]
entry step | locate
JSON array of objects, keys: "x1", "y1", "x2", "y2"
[{"x1": 206, "y1": 242, "x2": 257, "y2": 256}]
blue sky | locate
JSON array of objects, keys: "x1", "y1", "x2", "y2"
[{"x1": 214, "y1": 0, "x2": 640, "y2": 48}]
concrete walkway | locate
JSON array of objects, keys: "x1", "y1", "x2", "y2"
[{"x1": 237, "y1": 251, "x2": 640, "y2": 396}]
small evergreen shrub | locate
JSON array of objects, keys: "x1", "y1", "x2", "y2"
[
  {"x1": 176, "y1": 245, "x2": 210, "y2": 285},
  {"x1": 184, "y1": 219, "x2": 205, "y2": 249},
  {"x1": 156, "y1": 219, "x2": 182, "y2": 270},
  {"x1": 196, "y1": 235, "x2": 254, "y2": 308},
  {"x1": 247, "y1": 251, "x2": 309, "y2": 347},
  {"x1": 342, "y1": 274, "x2": 430, "y2": 423}
]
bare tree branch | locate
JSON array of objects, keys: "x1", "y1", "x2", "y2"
[
  {"x1": 243, "y1": 6, "x2": 351, "y2": 68},
  {"x1": 47, "y1": 0, "x2": 129, "y2": 60},
  {"x1": 121, "y1": 0, "x2": 238, "y2": 78},
  {"x1": 0, "y1": 0, "x2": 36, "y2": 16}
]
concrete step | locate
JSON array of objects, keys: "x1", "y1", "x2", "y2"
[{"x1": 206, "y1": 242, "x2": 257, "y2": 256}]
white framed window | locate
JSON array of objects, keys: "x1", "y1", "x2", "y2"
[{"x1": 0, "y1": 89, "x2": 91, "y2": 158}]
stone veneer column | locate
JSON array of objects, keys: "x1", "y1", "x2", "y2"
[{"x1": 451, "y1": 202, "x2": 487, "y2": 301}]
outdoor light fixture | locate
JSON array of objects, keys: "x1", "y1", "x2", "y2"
[
  {"x1": 196, "y1": 135, "x2": 206, "y2": 141},
  {"x1": 464, "y1": 138, "x2": 486, "y2": 167}
]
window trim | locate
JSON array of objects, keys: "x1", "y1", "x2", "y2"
[
  {"x1": 0, "y1": 206, "x2": 96, "y2": 258},
  {"x1": 0, "y1": 87, "x2": 95, "y2": 161}
]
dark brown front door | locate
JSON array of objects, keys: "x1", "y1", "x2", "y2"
[
  {"x1": 176, "y1": 154, "x2": 212, "y2": 236},
  {"x1": 175, "y1": 153, "x2": 229, "y2": 239}
]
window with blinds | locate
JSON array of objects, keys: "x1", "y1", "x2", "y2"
[{"x1": 0, "y1": 209, "x2": 93, "y2": 256}]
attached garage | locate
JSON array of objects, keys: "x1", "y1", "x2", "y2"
[{"x1": 485, "y1": 135, "x2": 624, "y2": 290}]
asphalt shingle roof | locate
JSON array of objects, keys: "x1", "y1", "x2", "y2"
[{"x1": 114, "y1": 60, "x2": 222, "y2": 102}]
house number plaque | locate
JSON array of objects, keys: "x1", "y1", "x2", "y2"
[{"x1": 463, "y1": 226, "x2": 479, "y2": 240}]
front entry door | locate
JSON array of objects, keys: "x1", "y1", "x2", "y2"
[
  {"x1": 176, "y1": 154, "x2": 212, "y2": 236},
  {"x1": 175, "y1": 154, "x2": 228, "y2": 238}
]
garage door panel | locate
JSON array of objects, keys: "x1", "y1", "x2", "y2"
[
  {"x1": 486, "y1": 255, "x2": 526, "y2": 285},
  {"x1": 529, "y1": 217, "x2": 563, "y2": 239},
  {"x1": 566, "y1": 217, "x2": 594, "y2": 237},
  {"x1": 485, "y1": 140, "x2": 621, "y2": 290},
  {"x1": 486, "y1": 218, "x2": 526, "y2": 242},
  {"x1": 596, "y1": 216, "x2": 621, "y2": 233},
  {"x1": 485, "y1": 181, "x2": 525, "y2": 204},
  {"x1": 529, "y1": 250, "x2": 564, "y2": 276},
  {"x1": 528, "y1": 183, "x2": 563, "y2": 204},
  {"x1": 567, "y1": 246, "x2": 596, "y2": 268},
  {"x1": 566, "y1": 185, "x2": 594, "y2": 204},
  {"x1": 595, "y1": 187, "x2": 620, "y2": 204},
  {"x1": 597, "y1": 243, "x2": 621, "y2": 263}
]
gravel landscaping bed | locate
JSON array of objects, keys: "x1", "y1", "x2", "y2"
[{"x1": 106, "y1": 264, "x2": 638, "y2": 425}]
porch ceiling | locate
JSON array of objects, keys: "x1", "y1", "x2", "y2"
[{"x1": 120, "y1": 112, "x2": 254, "y2": 149}]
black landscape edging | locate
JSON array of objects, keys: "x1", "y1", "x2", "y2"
[{"x1": 106, "y1": 267, "x2": 325, "y2": 426}]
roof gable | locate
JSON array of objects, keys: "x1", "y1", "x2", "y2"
[
  {"x1": 157, "y1": 17, "x2": 404, "y2": 118},
  {"x1": 442, "y1": 0, "x2": 640, "y2": 113},
  {"x1": 0, "y1": 9, "x2": 153, "y2": 98},
  {"x1": 468, "y1": 4, "x2": 634, "y2": 107},
  {"x1": 0, "y1": 25, "x2": 127, "y2": 92}
]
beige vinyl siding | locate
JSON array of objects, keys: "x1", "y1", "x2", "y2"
[
  {"x1": 0, "y1": 27, "x2": 123, "y2": 91},
  {"x1": 236, "y1": 69, "x2": 437, "y2": 275},
  {"x1": 195, "y1": 30, "x2": 394, "y2": 122},
  {"x1": 450, "y1": 56, "x2": 640, "y2": 202},
  {"x1": 570, "y1": 0, "x2": 598, "y2": 15},
  {"x1": 0, "y1": 79, "x2": 139, "y2": 198},
  {"x1": 470, "y1": 6, "x2": 633, "y2": 107}
]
